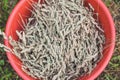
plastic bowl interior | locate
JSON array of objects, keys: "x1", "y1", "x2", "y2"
[{"x1": 5, "y1": 0, "x2": 115, "y2": 80}]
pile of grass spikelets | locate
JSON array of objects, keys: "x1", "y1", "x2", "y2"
[{"x1": 0, "y1": 0, "x2": 105, "y2": 80}]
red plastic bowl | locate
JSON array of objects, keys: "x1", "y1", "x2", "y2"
[{"x1": 5, "y1": 0, "x2": 115, "y2": 80}]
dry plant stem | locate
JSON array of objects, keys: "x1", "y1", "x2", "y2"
[{"x1": 0, "y1": 0, "x2": 105, "y2": 80}]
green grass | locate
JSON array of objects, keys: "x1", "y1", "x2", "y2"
[
  {"x1": 97, "y1": 0, "x2": 120, "y2": 80},
  {"x1": 0, "y1": 0, "x2": 18, "y2": 31},
  {"x1": 0, "y1": 0, "x2": 120, "y2": 80},
  {"x1": 0, "y1": 0, "x2": 20, "y2": 80},
  {"x1": 114, "y1": 0, "x2": 120, "y2": 3},
  {"x1": 2, "y1": 0, "x2": 9, "y2": 10}
]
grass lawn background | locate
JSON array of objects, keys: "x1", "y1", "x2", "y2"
[{"x1": 0, "y1": 0, "x2": 120, "y2": 80}]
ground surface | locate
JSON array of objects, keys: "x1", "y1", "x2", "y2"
[{"x1": 0, "y1": 0, "x2": 120, "y2": 80}]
